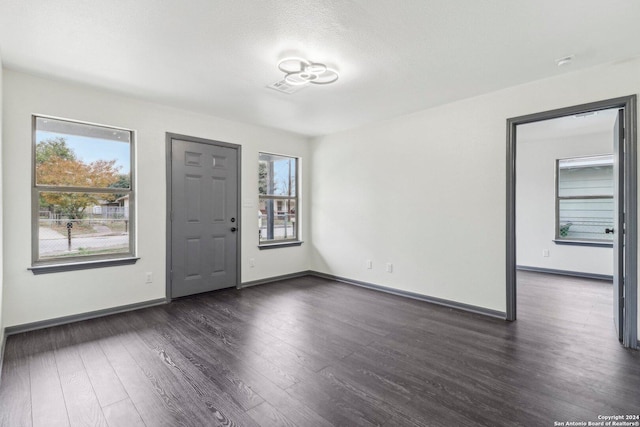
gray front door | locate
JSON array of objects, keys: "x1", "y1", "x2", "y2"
[
  {"x1": 613, "y1": 110, "x2": 624, "y2": 341},
  {"x1": 170, "y1": 136, "x2": 239, "y2": 298}
]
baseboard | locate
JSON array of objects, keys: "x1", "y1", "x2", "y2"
[
  {"x1": 239, "y1": 270, "x2": 314, "y2": 289},
  {"x1": 516, "y1": 265, "x2": 613, "y2": 281},
  {"x1": 2, "y1": 269, "x2": 510, "y2": 339},
  {"x1": 308, "y1": 271, "x2": 506, "y2": 320},
  {"x1": 4, "y1": 298, "x2": 167, "y2": 336}
]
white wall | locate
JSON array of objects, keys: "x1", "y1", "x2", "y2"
[
  {"x1": 310, "y1": 57, "x2": 640, "y2": 320},
  {"x1": 4, "y1": 57, "x2": 640, "y2": 334},
  {"x1": 0, "y1": 57, "x2": 4, "y2": 341},
  {"x1": 517, "y1": 132, "x2": 613, "y2": 275},
  {"x1": 2, "y1": 69, "x2": 310, "y2": 328}
]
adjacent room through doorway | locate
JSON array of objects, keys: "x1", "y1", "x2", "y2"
[
  {"x1": 507, "y1": 97, "x2": 638, "y2": 349},
  {"x1": 516, "y1": 109, "x2": 619, "y2": 339}
]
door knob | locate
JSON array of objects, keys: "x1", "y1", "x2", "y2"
[
  {"x1": 605, "y1": 228, "x2": 614, "y2": 234},
  {"x1": 230, "y1": 227, "x2": 237, "y2": 232}
]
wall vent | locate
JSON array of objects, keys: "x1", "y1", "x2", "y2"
[{"x1": 267, "y1": 79, "x2": 307, "y2": 94}]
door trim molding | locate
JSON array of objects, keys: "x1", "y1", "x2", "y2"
[
  {"x1": 165, "y1": 133, "x2": 242, "y2": 301},
  {"x1": 506, "y1": 95, "x2": 637, "y2": 349}
]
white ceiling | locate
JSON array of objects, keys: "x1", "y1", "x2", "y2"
[
  {"x1": 1, "y1": 0, "x2": 640, "y2": 137},
  {"x1": 518, "y1": 108, "x2": 620, "y2": 142}
]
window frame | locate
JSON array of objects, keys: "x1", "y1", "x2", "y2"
[
  {"x1": 258, "y1": 152, "x2": 301, "y2": 248},
  {"x1": 31, "y1": 114, "x2": 137, "y2": 270},
  {"x1": 554, "y1": 154, "x2": 614, "y2": 245}
]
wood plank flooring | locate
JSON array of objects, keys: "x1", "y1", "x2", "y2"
[{"x1": 1, "y1": 272, "x2": 639, "y2": 426}]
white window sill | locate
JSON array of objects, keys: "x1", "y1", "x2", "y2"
[
  {"x1": 29, "y1": 257, "x2": 139, "y2": 274},
  {"x1": 258, "y1": 241, "x2": 304, "y2": 250},
  {"x1": 553, "y1": 239, "x2": 613, "y2": 248}
]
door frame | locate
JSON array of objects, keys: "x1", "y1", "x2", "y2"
[
  {"x1": 165, "y1": 132, "x2": 242, "y2": 301},
  {"x1": 506, "y1": 95, "x2": 638, "y2": 349}
]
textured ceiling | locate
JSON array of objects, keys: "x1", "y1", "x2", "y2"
[{"x1": 1, "y1": 0, "x2": 640, "y2": 136}]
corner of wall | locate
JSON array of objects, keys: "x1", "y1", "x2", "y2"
[
  {"x1": 0, "y1": 56, "x2": 5, "y2": 377},
  {"x1": 306, "y1": 134, "x2": 323, "y2": 273}
]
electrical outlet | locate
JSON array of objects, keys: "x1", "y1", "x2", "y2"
[
  {"x1": 543, "y1": 249, "x2": 550, "y2": 257},
  {"x1": 145, "y1": 272, "x2": 153, "y2": 283},
  {"x1": 365, "y1": 259, "x2": 372, "y2": 269},
  {"x1": 249, "y1": 258, "x2": 255, "y2": 268},
  {"x1": 386, "y1": 263, "x2": 393, "y2": 273}
]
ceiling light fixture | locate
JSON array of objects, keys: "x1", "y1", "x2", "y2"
[
  {"x1": 556, "y1": 55, "x2": 574, "y2": 67},
  {"x1": 277, "y1": 57, "x2": 339, "y2": 86},
  {"x1": 574, "y1": 111, "x2": 597, "y2": 118}
]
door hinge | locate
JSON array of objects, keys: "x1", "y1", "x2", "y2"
[{"x1": 170, "y1": 211, "x2": 173, "y2": 222}]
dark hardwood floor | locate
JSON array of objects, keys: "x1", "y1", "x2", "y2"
[{"x1": 1, "y1": 272, "x2": 639, "y2": 426}]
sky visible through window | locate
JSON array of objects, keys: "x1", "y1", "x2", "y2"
[
  {"x1": 272, "y1": 157, "x2": 296, "y2": 195},
  {"x1": 36, "y1": 130, "x2": 130, "y2": 174}
]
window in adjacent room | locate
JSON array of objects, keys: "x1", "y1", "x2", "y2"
[
  {"x1": 258, "y1": 153, "x2": 300, "y2": 247},
  {"x1": 556, "y1": 154, "x2": 614, "y2": 242},
  {"x1": 32, "y1": 116, "x2": 135, "y2": 267}
]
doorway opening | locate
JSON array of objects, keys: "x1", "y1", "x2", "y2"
[{"x1": 506, "y1": 96, "x2": 637, "y2": 349}]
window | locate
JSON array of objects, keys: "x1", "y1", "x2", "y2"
[
  {"x1": 258, "y1": 153, "x2": 299, "y2": 246},
  {"x1": 32, "y1": 116, "x2": 135, "y2": 267},
  {"x1": 556, "y1": 154, "x2": 614, "y2": 243}
]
